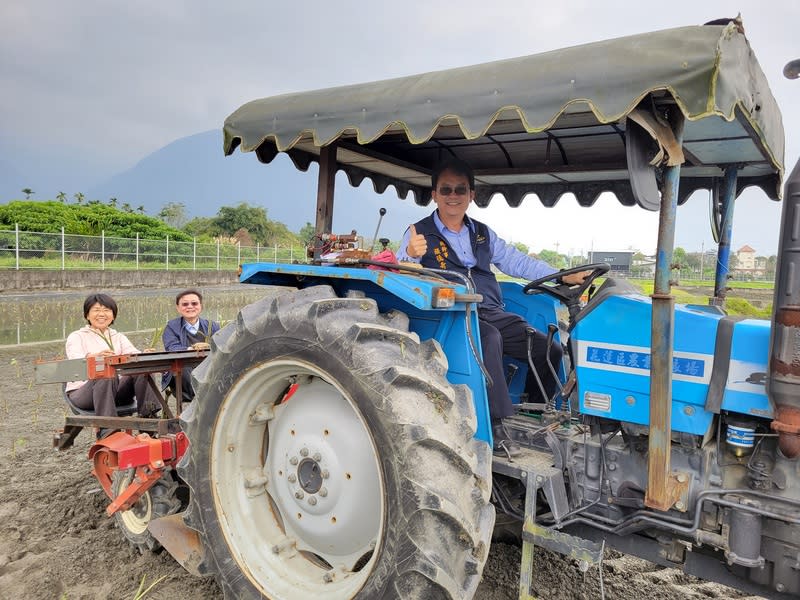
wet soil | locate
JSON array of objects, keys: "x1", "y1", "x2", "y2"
[{"x1": 0, "y1": 341, "x2": 765, "y2": 600}]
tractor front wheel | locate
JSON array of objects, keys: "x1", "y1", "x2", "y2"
[{"x1": 179, "y1": 286, "x2": 494, "y2": 599}]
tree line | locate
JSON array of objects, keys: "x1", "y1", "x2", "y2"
[
  {"x1": 19, "y1": 191, "x2": 757, "y2": 272},
  {"x1": 2, "y1": 195, "x2": 315, "y2": 248}
]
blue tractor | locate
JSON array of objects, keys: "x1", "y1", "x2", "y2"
[{"x1": 173, "y1": 20, "x2": 799, "y2": 599}]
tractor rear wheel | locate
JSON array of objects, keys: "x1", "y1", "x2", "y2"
[
  {"x1": 178, "y1": 286, "x2": 494, "y2": 599},
  {"x1": 111, "y1": 468, "x2": 181, "y2": 553}
]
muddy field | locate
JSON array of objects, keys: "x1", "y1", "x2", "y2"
[
  {"x1": 0, "y1": 339, "x2": 765, "y2": 600},
  {"x1": 679, "y1": 285, "x2": 774, "y2": 309}
]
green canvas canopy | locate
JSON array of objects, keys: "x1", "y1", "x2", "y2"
[{"x1": 223, "y1": 21, "x2": 783, "y2": 209}]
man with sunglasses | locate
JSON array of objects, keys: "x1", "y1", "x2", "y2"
[
  {"x1": 398, "y1": 159, "x2": 588, "y2": 457},
  {"x1": 162, "y1": 289, "x2": 221, "y2": 402}
]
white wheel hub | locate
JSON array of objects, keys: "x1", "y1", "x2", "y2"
[
  {"x1": 211, "y1": 360, "x2": 384, "y2": 597},
  {"x1": 269, "y1": 377, "x2": 381, "y2": 567}
]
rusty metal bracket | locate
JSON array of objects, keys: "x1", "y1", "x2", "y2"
[
  {"x1": 148, "y1": 513, "x2": 206, "y2": 577},
  {"x1": 494, "y1": 445, "x2": 601, "y2": 599}
]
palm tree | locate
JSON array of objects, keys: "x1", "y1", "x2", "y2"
[
  {"x1": 136, "y1": 205, "x2": 145, "y2": 214},
  {"x1": 122, "y1": 202, "x2": 132, "y2": 213},
  {"x1": 74, "y1": 192, "x2": 85, "y2": 205},
  {"x1": 56, "y1": 191, "x2": 67, "y2": 203},
  {"x1": 109, "y1": 197, "x2": 118, "y2": 208},
  {"x1": 21, "y1": 188, "x2": 34, "y2": 199}
]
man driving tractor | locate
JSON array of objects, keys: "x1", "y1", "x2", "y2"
[{"x1": 398, "y1": 158, "x2": 589, "y2": 456}]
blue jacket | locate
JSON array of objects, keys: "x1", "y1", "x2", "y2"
[
  {"x1": 162, "y1": 316, "x2": 220, "y2": 351},
  {"x1": 161, "y1": 316, "x2": 220, "y2": 388}
]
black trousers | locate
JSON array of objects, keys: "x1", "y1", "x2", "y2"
[
  {"x1": 164, "y1": 366, "x2": 197, "y2": 403},
  {"x1": 68, "y1": 374, "x2": 161, "y2": 417},
  {"x1": 478, "y1": 307, "x2": 562, "y2": 420}
]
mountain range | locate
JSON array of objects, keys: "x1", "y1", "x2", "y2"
[{"x1": 1, "y1": 130, "x2": 432, "y2": 241}]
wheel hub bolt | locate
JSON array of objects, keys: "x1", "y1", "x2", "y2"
[
  {"x1": 289, "y1": 456, "x2": 299, "y2": 465},
  {"x1": 300, "y1": 447, "x2": 309, "y2": 457},
  {"x1": 308, "y1": 496, "x2": 317, "y2": 506},
  {"x1": 319, "y1": 487, "x2": 328, "y2": 497},
  {"x1": 321, "y1": 469, "x2": 330, "y2": 479},
  {"x1": 288, "y1": 474, "x2": 297, "y2": 483},
  {"x1": 313, "y1": 452, "x2": 322, "y2": 461},
  {"x1": 295, "y1": 490, "x2": 304, "y2": 499}
]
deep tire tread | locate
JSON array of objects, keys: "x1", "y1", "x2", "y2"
[{"x1": 179, "y1": 285, "x2": 493, "y2": 599}]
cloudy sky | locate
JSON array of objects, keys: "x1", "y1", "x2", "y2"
[{"x1": 1, "y1": 1, "x2": 797, "y2": 256}]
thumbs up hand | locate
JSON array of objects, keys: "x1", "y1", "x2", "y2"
[{"x1": 407, "y1": 225, "x2": 427, "y2": 258}]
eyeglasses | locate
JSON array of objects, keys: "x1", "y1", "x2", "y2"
[
  {"x1": 89, "y1": 306, "x2": 113, "y2": 314},
  {"x1": 437, "y1": 185, "x2": 469, "y2": 197},
  {"x1": 180, "y1": 302, "x2": 200, "y2": 307}
]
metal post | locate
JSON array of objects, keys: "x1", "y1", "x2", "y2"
[
  {"x1": 102, "y1": 230, "x2": 105, "y2": 270},
  {"x1": 712, "y1": 166, "x2": 739, "y2": 304},
  {"x1": 166, "y1": 235, "x2": 170, "y2": 270},
  {"x1": 646, "y1": 110, "x2": 688, "y2": 512},
  {"x1": 193, "y1": 237, "x2": 196, "y2": 271},
  {"x1": 237, "y1": 241, "x2": 241, "y2": 266},
  {"x1": 136, "y1": 233, "x2": 139, "y2": 270},
  {"x1": 274, "y1": 244, "x2": 277, "y2": 262},
  {"x1": 699, "y1": 241, "x2": 704, "y2": 280},
  {"x1": 15, "y1": 223, "x2": 19, "y2": 270},
  {"x1": 61, "y1": 227, "x2": 65, "y2": 271},
  {"x1": 315, "y1": 144, "x2": 337, "y2": 235},
  {"x1": 290, "y1": 245, "x2": 293, "y2": 262},
  {"x1": 257, "y1": 242, "x2": 260, "y2": 262},
  {"x1": 216, "y1": 239, "x2": 220, "y2": 271}
]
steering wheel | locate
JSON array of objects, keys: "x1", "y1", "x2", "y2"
[{"x1": 522, "y1": 263, "x2": 610, "y2": 307}]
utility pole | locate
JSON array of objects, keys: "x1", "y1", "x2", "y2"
[{"x1": 700, "y1": 241, "x2": 704, "y2": 281}]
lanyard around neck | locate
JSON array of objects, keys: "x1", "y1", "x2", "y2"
[{"x1": 91, "y1": 328, "x2": 114, "y2": 351}]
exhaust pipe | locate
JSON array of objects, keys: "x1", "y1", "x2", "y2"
[{"x1": 768, "y1": 67, "x2": 800, "y2": 457}]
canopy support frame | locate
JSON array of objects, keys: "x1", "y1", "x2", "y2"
[
  {"x1": 646, "y1": 109, "x2": 690, "y2": 512},
  {"x1": 315, "y1": 144, "x2": 338, "y2": 235},
  {"x1": 712, "y1": 166, "x2": 740, "y2": 304}
]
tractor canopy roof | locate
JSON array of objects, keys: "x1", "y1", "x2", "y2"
[{"x1": 223, "y1": 21, "x2": 784, "y2": 210}]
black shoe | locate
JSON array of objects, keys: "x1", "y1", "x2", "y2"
[
  {"x1": 140, "y1": 401, "x2": 162, "y2": 419},
  {"x1": 492, "y1": 422, "x2": 522, "y2": 457}
]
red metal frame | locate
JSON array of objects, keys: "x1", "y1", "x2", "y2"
[{"x1": 88, "y1": 431, "x2": 189, "y2": 515}]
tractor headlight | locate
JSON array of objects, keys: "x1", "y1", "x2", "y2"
[{"x1": 431, "y1": 287, "x2": 456, "y2": 308}]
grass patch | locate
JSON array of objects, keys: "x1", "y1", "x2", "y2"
[{"x1": 626, "y1": 279, "x2": 771, "y2": 317}]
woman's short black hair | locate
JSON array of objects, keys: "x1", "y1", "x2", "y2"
[
  {"x1": 431, "y1": 158, "x2": 475, "y2": 191},
  {"x1": 83, "y1": 293, "x2": 118, "y2": 323}
]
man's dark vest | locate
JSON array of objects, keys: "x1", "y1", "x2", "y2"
[
  {"x1": 413, "y1": 212, "x2": 503, "y2": 308},
  {"x1": 185, "y1": 325, "x2": 208, "y2": 346}
]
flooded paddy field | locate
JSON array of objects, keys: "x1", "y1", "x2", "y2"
[{"x1": 0, "y1": 284, "x2": 275, "y2": 346}]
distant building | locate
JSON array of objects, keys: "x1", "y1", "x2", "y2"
[
  {"x1": 734, "y1": 245, "x2": 766, "y2": 278},
  {"x1": 632, "y1": 254, "x2": 656, "y2": 277},
  {"x1": 589, "y1": 251, "x2": 634, "y2": 272}
]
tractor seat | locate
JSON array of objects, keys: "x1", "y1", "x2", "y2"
[{"x1": 61, "y1": 384, "x2": 137, "y2": 417}]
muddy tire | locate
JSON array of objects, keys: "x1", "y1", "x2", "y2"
[
  {"x1": 178, "y1": 285, "x2": 494, "y2": 599},
  {"x1": 111, "y1": 469, "x2": 182, "y2": 553}
]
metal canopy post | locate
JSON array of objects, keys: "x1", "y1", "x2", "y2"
[
  {"x1": 646, "y1": 110, "x2": 689, "y2": 511},
  {"x1": 712, "y1": 166, "x2": 739, "y2": 303},
  {"x1": 315, "y1": 144, "x2": 337, "y2": 235}
]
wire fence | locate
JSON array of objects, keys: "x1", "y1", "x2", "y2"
[{"x1": 0, "y1": 226, "x2": 308, "y2": 270}]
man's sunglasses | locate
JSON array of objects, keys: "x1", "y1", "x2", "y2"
[
  {"x1": 180, "y1": 301, "x2": 200, "y2": 307},
  {"x1": 437, "y1": 185, "x2": 469, "y2": 196}
]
